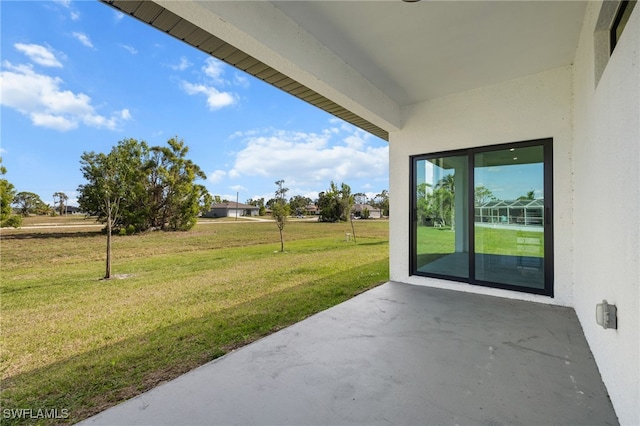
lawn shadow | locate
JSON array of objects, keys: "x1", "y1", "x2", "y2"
[{"x1": 0, "y1": 231, "x2": 102, "y2": 240}]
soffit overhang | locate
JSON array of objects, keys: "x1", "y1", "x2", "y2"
[
  {"x1": 101, "y1": 1, "x2": 587, "y2": 142},
  {"x1": 101, "y1": 0, "x2": 392, "y2": 141}
]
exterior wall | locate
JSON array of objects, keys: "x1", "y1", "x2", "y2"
[
  {"x1": 203, "y1": 208, "x2": 229, "y2": 218},
  {"x1": 572, "y1": 3, "x2": 639, "y2": 424},
  {"x1": 389, "y1": 66, "x2": 574, "y2": 306}
]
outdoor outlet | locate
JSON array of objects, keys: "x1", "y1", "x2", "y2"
[{"x1": 595, "y1": 300, "x2": 617, "y2": 329}]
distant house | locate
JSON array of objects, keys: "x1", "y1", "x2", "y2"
[
  {"x1": 304, "y1": 205, "x2": 319, "y2": 216},
  {"x1": 203, "y1": 201, "x2": 259, "y2": 218},
  {"x1": 352, "y1": 204, "x2": 381, "y2": 219},
  {"x1": 64, "y1": 206, "x2": 82, "y2": 215}
]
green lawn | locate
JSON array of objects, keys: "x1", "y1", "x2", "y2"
[
  {"x1": 0, "y1": 219, "x2": 389, "y2": 424},
  {"x1": 416, "y1": 225, "x2": 543, "y2": 265}
]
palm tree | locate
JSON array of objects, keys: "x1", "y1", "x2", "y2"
[{"x1": 435, "y1": 174, "x2": 455, "y2": 230}]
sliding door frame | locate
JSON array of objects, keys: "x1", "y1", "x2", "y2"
[{"x1": 410, "y1": 138, "x2": 554, "y2": 297}]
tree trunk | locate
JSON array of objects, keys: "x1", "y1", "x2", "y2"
[
  {"x1": 350, "y1": 216, "x2": 357, "y2": 243},
  {"x1": 279, "y1": 226, "x2": 284, "y2": 252},
  {"x1": 105, "y1": 206, "x2": 112, "y2": 279}
]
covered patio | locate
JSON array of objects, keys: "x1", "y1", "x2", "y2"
[
  {"x1": 81, "y1": 282, "x2": 617, "y2": 425},
  {"x1": 98, "y1": 1, "x2": 639, "y2": 422}
]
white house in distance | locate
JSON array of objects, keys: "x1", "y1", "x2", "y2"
[
  {"x1": 102, "y1": 1, "x2": 639, "y2": 423},
  {"x1": 352, "y1": 204, "x2": 382, "y2": 220},
  {"x1": 202, "y1": 201, "x2": 259, "y2": 218}
]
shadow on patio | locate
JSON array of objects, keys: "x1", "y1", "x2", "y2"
[{"x1": 81, "y1": 282, "x2": 617, "y2": 425}]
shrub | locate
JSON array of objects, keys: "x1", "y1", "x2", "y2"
[{"x1": 2, "y1": 215, "x2": 23, "y2": 228}]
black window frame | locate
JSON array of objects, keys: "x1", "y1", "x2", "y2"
[
  {"x1": 610, "y1": 0, "x2": 637, "y2": 54},
  {"x1": 410, "y1": 138, "x2": 554, "y2": 297}
]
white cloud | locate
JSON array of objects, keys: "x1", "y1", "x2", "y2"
[
  {"x1": 120, "y1": 44, "x2": 138, "y2": 55},
  {"x1": 0, "y1": 61, "x2": 131, "y2": 132},
  {"x1": 202, "y1": 57, "x2": 225, "y2": 83},
  {"x1": 228, "y1": 127, "x2": 388, "y2": 188},
  {"x1": 14, "y1": 43, "x2": 63, "y2": 68},
  {"x1": 30, "y1": 112, "x2": 76, "y2": 132},
  {"x1": 72, "y1": 32, "x2": 93, "y2": 48},
  {"x1": 233, "y1": 73, "x2": 250, "y2": 88},
  {"x1": 177, "y1": 57, "x2": 242, "y2": 111},
  {"x1": 208, "y1": 170, "x2": 226, "y2": 183},
  {"x1": 171, "y1": 57, "x2": 192, "y2": 71},
  {"x1": 52, "y1": 0, "x2": 80, "y2": 21},
  {"x1": 114, "y1": 11, "x2": 124, "y2": 23},
  {"x1": 181, "y1": 81, "x2": 235, "y2": 110},
  {"x1": 230, "y1": 185, "x2": 247, "y2": 192}
]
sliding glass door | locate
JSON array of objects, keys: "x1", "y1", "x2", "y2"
[
  {"x1": 412, "y1": 154, "x2": 469, "y2": 279},
  {"x1": 411, "y1": 139, "x2": 553, "y2": 296}
]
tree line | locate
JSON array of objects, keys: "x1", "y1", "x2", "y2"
[
  {"x1": 268, "y1": 180, "x2": 391, "y2": 250},
  {"x1": 245, "y1": 187, "x2": 390, "y2": 222},
  {"x1": 2, "y1": 139, "x2": 390, "y2": 278}
]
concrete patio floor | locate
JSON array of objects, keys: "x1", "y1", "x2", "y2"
[{"x1": 81, "y1": 282, "x2": 618, "y2": 425}]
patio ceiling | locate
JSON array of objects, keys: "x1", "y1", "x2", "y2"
[
  {"x1": 101, "y1": 1, "x2": 587, "y2": 141},
  {"x1": 273, "y1": 1, "x2": 587, "y2": 106}
]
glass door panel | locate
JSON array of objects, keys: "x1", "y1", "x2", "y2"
[
  {"x1": 474, "y1": 146, "x2": 545, "y2": 289},
  {"x1": 414, "y1": 155, "x2": 468, "y2": 279}
]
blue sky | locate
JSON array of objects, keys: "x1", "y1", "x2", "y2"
[{"x1": 0, "y1": 1, "x2": 389, "y2": 207}]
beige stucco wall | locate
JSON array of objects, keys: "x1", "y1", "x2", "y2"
[
  {"x1": 572, "y1": 3, "x2": 639, "y2": 424},
  {"x1": 389, "y1": 66, "x2": 574, "y2": 307}
]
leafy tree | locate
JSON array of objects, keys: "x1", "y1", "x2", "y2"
[
  {"x1": 13, "y1": 191, "x2": 46, "y2": 216},
  {"x1": 317, "y1": 181, "x2": 353, "y2": 223},
  {"x1": 474, "y1": 186, "x2": 494, "y2": 205},
  {"x1": 289, "y1": 195, "x2": 311, "y2": 216},
  {"x1": 416, "y1": 180, "x2": 455, "y2": 228},
  {"x1": 78, "y1": 137, "x2": 208, "y2": 234},
  {"x1": 317, "y1": 187, "x2": 339, "y2": 222},
  {"x1": 353, "y1": 192, "x2": 368, "y2": 205},
  {"x1": 79, "y1": 139, "x2": 148, "y2": 234},
  {"x1": 373, "y1": 190, "x2": 389, "y2": 216},
  {"x1": 341, "y1": 183, "x2": 356, "y2": 242},
  {"x1": 247, "y1": 197, "x2": 266, "y2": 216},
  {"x1": 2, "y1": 214, "x2": 22, "y2": 228},
  {"x1": 437, "y1": 174, "x2": 455, "y2": 193},
  {"x1": 518, "y1": 190, "x2": 536, "y2": 201},
  {"x1": 416, "y1": 183, "x2": 432, "y2": 225},
  {"x1": 53, "y1": 192, "x2": 69, "y2": 216},
  {"x1": 78, "y1": 142, "x2": 140, "y2": 279},
  {"x1": 435, "y1": 175, "x2": 455, "y2": 229},
  {"x1": 272, "y1": 180, "x2": 291, "y2": 252},
  {"x1": 200, "y1": 191, "x2": 214, "y2": 215},
  {"x1": 0, "y1": 158, "x2": 20, "y2": 227},
  {"x1": 265, "y1": 198, "x2": 276, "y2": 210},
  {"x1": 149, "y1": 138, "x2": 207, "y2": 231}
]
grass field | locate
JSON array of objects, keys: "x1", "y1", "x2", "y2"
[
  {"x1": 417, "y1": 225, "x2": 544, "y2": 256},
  {"x1": 0, "y1": 217, "x2": 389, "y2": 424}
]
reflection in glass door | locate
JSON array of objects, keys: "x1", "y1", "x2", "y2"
[
  {"x1": 411, "y1": 139, "x2": 553, "y2": 296},
  {"x1": 413, "y1": 155, "x2": 469, "y2": 279},
  {"x1": 474, "y1": 146, "x2": 545, "y2": 290}
]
